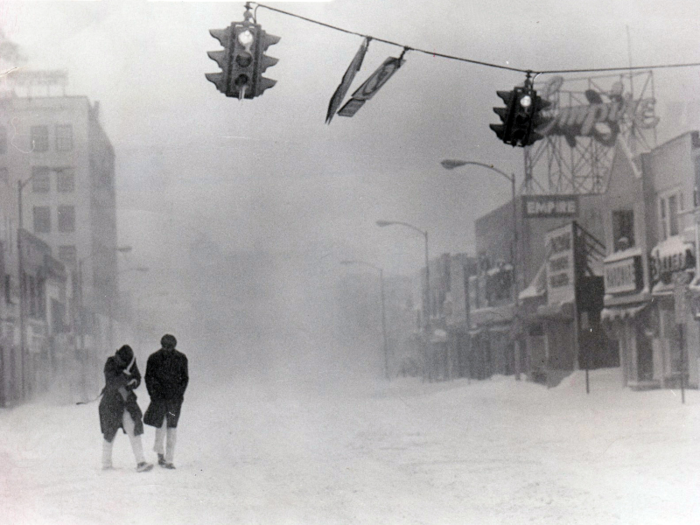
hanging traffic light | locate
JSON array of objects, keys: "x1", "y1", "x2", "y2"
[
  {"x1": 253, "y1": 29, "x2": 280, "y2": 98},
  {"x1": 523, "y1": 91, "x2": 552, "y2": 146},
  {"x1": 490, "y1": 89, "x2": 518, "y2": 145},
  {"x1": 509, "y1": 87, "x2": 534, "y2": 146},
  {"x1": 205, "y1": 5, "x2": 280, "y2": 100},
  {"x1": 490, "y1": 86, "x2": 551, "y2": 147},
  {"x1": 229, "y1": 22, "x2": 257, "y2": 100},
  {"x1": 205, "y1": 26, "x2": 234, "y2": 95}
]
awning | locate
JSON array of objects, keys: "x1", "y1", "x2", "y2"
[
  {"x1": 651, "y1": 279, "x2": 674, "y2": 296},
  {"x1": 536, "y1": 301, "x2": 574, "y2": 320},
  {"x1": 519, "y1": 261, "x2": 547, "y2": 301},
  {"x1": 600, "y1": 303, "x2": 649, "y2": 322},
  {"x1": 690, "y1": 276, "x2": 700, "y2": 293},
  {"x1": 650, "y1": 236, "x2": 695, "y2": 277}
]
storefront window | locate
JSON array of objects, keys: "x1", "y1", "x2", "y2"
[{"x1": 612, "y1": 209, "x2": 635, "y2": 251}]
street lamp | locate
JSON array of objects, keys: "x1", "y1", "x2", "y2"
[
  {"x1": 440, "y1": 159, "x2": 521, "y2": 378},
  {"x1": 340, "y1": 259, "x2": 389, "y2": 380},
  {"x1": 376, "y1": 220, "x2": 431, "y2": 329}
]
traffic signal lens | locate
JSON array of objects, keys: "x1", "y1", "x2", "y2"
[
  {"x1": 238, "y1": 30, "x2": 254, "y2": 47},
  {"x1": 236, "y1": 53, "x2": 253, "y2": 68},
  {"x1": 234, "y1": 74, "x2": 249, "y2": 87},
  {"x1": 520, "y1": 95, "x2": 532, "y2": 108}
]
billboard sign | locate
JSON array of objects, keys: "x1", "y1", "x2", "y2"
[{"x1": 538, "y1": 76, "x2": 659, "y2": 148}]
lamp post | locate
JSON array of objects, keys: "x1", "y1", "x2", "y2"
[
  {"x1": 376, "y1": 220, "x2": 431, "y2": 380},
  {"x1": 440, "y1": 159, "x2": 521, "y2": 379},
  {"x1": 376, "y1": 220, "x2": 431, "y2": 331},
  {"x1": 340, "y1": 259, "x2": 389, "y2": 380}
]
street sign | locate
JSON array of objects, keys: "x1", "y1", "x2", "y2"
[{"x1": 338, "y1": 56, "x2": 404, "y2": 117}]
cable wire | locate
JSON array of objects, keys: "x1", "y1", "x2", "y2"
[{"x1": 253, "y1": 2, "x2": 700, "y2": 76}]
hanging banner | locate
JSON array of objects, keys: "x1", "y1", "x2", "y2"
[
  {"x1": 326, "y1": 38, "x2": 370, "y2": 124},
  {"x1": 338, "y1": 55, "x2": 404, "y2": 118}
]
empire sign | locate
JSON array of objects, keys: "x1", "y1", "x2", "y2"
[
  {"x1": 523, "y1": 195, "x2": 578, "y2": 219},
  {"x1": 538, "y1": 76, "x2": 659, "y2": 147}
]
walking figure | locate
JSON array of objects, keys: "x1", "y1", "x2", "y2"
[
  {"x1": 144, "y1": 334, "x2": 189, "y2": 469},
  {"x1": 99, "y1": 345, "x2": 153, "y2": 472}
]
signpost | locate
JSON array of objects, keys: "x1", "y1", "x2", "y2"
[{"x1": 674, "y1": 271, "x2": 691, "y2": 404}]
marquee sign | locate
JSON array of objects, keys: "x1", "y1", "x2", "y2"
[
  {"x1": 545, "y1": 223, "x2": 575, "y2": 305},
  {"x1": 523, "y1": 195, "x2": 578, "y2": 219}
]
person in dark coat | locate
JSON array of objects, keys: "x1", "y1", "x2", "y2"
[
  {"x1": 99, "y1": 345, "x2": 153, "y2": 472},
  {"x1": 144, "y1": 334, "x2": 189, "y2": 469}
]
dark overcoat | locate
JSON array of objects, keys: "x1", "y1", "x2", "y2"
[
  {"x1": 98, "y1": 357, "x2": 144, "y2": 442},
  {"x1": 144, "y1": 348, "x2": 189, "y2": 428}
]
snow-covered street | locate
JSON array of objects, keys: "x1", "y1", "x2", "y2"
[{"x1": 2, "y1": 367, "x2": 700, "y2": 525}]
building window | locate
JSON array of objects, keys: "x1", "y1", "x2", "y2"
[
  {"x1": 55, "y1": 125, "x2": 73, "y2": 152},
  {"x1": 57, "y1": 205, "x2": 75, "y2": 232},
  {"x1": 58, "y1": 245, "x2": 77, "y2": 267},
  {"x1": 0, "y1": 126, "x2": 6, "y2": 154},
  {"x1": 612, "y1": 209, "x2": 635, "y2": 251},
  {"x1": 32, "y1": 166, "x2": 51, "y2": 193},
  {"x1": 659, "y1": 190, "x2": 684, "y2": 241},
  {"x1": 33, "y1": 206, "x2": 50, "y2": 233},
  {"x1": 56, "y1": 169, "x2": 75, "y2": 192},
  {"x1": 31, "y1": 126, "x2": 49, "y2": 152}
]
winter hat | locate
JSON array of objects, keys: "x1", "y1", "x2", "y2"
[
  {"x1": 161, "y1": 334, "x2": 177, "y2": 349},
  {"x1": 115, "y1": 345, "x2": 134, "y2": 365}
]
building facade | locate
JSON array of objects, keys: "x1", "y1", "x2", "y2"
[{"x1": 0, "y1": 92, "x2": 119, "y2": 402}]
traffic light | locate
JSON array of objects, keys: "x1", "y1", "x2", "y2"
[
  {"x1": 205, "y1": 26, "x2": 234, "y2": 95},
  {"x1": 490, "y1": 89, "x2": 518, "y2": 145},
  {"x1": 205, "y1": 17, "x2": 279, "y2": 99},
  {"x1": 523, "y1": 91, "x2": 552, "y2": 146},
  {"x1": 490, "y1": 86, "x2": 551, "y2": 147},
  {"x1": 253, "y1": 29, "x2": 280, "y2": 98},
  {"x1": 229, "y1": 22, "x2": 258, "y2": 99}
]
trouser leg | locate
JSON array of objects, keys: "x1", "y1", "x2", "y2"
[
  {"x1": 154, "y1": 417, "x2": 166, "y2": 455},
  {"x1": 122, "y1": 411, "x2": 146, "y2": 465},
  {"x1": 165, "y1": 427, "x2": 177, "y2": 464},
  {"x1": 102, "y1": 438, "x2": 114, "y2": 469}
]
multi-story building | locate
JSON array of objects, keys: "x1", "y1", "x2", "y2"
[
  {"x1": 603, "y1": 131, "x2": 700, "y2": 389},
  {"x1": 0, "y1": 90, "x2": 119, "y2": 400}
]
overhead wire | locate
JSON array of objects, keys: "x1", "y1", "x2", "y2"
[{"x1": 253, "y1": 2, "x2": 700, "y2": 77}]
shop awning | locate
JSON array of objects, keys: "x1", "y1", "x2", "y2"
[
  {"x1": 536, "y1": 301, "x2": 574, "y2": 320},
  {"x1": 600, "y1": 303, "x2": 648, "y2": 322},
  {"x1": 651, "y1": 279, "x2": 675, "y2": 296},
  {"x1": 519, "y1": 262, "x2": 547, "y2": 301}
]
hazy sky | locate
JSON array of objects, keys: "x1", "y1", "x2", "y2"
[{"x1": 4, "y1": 0, "x2": 700, "y2": 281}]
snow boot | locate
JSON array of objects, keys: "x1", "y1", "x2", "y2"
[
  {"x1": 157, "y1": 453, "x2": 166, "y2": 467},
  {"x1": 136, "y1": 462, "x2": 154, "y2": 473}
]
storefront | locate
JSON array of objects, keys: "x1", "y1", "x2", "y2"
[
  {"x1": 600, "y1": 246, "x2": 652, "y2": 388},
  {"x1": 647, "y1": 236, "x2": 698, "y2": 388}
]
